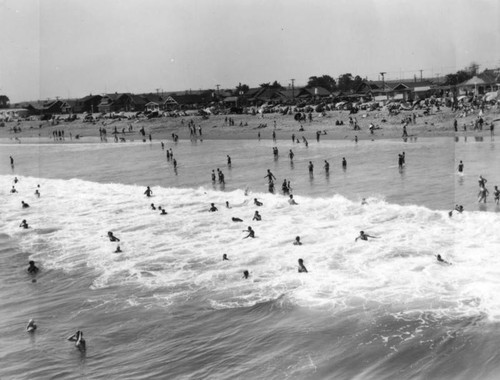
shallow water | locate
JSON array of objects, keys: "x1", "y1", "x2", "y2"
[{"x1": 1, "y1": 135, "x2": 500, "y2": 379}]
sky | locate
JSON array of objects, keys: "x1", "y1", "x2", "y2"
[{"x1": 0, "y1": 0, "x2": 499, "y2": 103}]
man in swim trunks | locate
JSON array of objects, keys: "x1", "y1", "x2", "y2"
[{"x1": 144, "y1": 186, "x2": 153, "y2": 197}]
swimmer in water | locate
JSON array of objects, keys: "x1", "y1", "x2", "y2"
[
  {"x1": 254, "y1": 198, "x2": 263, "y2": 206},
  {"x1": 361, "y1": 198, "x2": 368, "y2": 205},
  {"x1": 21, "y1": 201, "x2": 30, "y2": 208},
  {"x1": 209, "y1": 203, "x2": 218, "y2": 212},
  {"x1": 160, "y1": 209, "x2": 167, "y2": 215},
  {"x1": 232, "y1": 217, "x2": 243, "y2": 222},
  {"x1": 68, "y1": 330, "x2": 86, "y2": 351},
  {"x1": 293, "y1": 236, "x2": 302, "y2": 245},
  {"x1": 253, "y1": 211, "x2": 262, "y2": 221},
  {"x1": 26, "y1": 319, "x2": 37, "y2": 332},
  {"x1": 115, "y1": 245, "x2": 122, "y2": 253},
  {"x1": 355, "y1": 231, "x2": 378, "y2": 242},
  {"x1": 243, "y1": 226, "x2": 255, "y2": 239},
  {"x1": 19, "y1": 219, "x2": 29, "y2": 229},
  {"x1": 151, "y1": 203, "x2": 156, "y2": 210},
  {"x1": 288, "y1": 194, "x2": 298, "y2": 205},
  {"x1": 27, "y1": 260, "x2": 39, "y2": 274},
  {"x1": 144, "y1": 186, "x2": 153, "y2": 197},
  {"x1": 242, "y1": 270, "x2": 250, "y2": 279},
  {"x1": 436, "y1": 254, "x2": 451, "y2": 265},
  {"x1": 11, "y1": 186, "x2": 17, "y2": 193},
  {"x1": 222, "y1": 254, "x2": 229, "y2": 261},
  {"x1": 107, "y1": 231, "x2": 120, "y2": 242},
  {"x1": 298, "y1": 258, "x2": 308, "y2": 273}
]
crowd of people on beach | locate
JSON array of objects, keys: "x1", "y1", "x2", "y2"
[{"x1": 7, "y1": 106, "x2": 499, "y2": 353}]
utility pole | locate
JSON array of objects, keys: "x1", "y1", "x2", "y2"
[
  {"x1": 380, "y1": 72, "x2": 386, "y2": 99},
  {"x1": 290, "y1": 79, "x2": 295, "y2": 100},
  {"x1": 419, "y1": 69, "x2": 423, "y2": 82}
]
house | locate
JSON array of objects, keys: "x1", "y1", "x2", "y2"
[
  {"x1": 458, "y1": 72, "x2": 500, "y2": 95},
  {"x1": 98, "y1": 93, "x2": 146, "y2": 113},
  {"x1": 296, "y1": 87, "x2": 331, "y2": 101},
  {"x1": 391, "y1": 80, "x2": 434, "y2": 101},
  {"x1": 145, "y1": 102, "x2": 160, "y2": 112},
  {"x1": 0, "y1": 95, "x2": 10, "y2": 109},
  {"x1": 162, "y1": 93, "x2": 205, "y2": 110},
  {"x1": 42, "y1": 100, "x2": 72, "y2": 115},
  {"x1": 76, "y1": 94, "x2": 103, "y2": 113},
  {"x1": 14, "y1": 101, "x2": 43, "y2": 116}
]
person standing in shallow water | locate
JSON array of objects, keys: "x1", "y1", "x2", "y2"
[
  {"x1": 458, "y1": 161, "x2": 464, "y2": 173},
  {"x1": 342, "y1": 157, "x2": 347, "y2": 169},
  {"x1": 144, "y1": 186, "x2": 153, "y2": 197}
]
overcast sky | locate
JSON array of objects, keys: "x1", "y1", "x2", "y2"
[{"x1": 0, "y1": 0, "x2": 499, "y2": 102}]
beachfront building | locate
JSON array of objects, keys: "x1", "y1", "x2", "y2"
[
  {"x1": 98, "y1": 93, "x2": 147, "y2": 113},
  {"x1": 391, "y1": 80, "x2": 434, "y2": 102},
  {"x1": 162, "y1": 91, "x2": 213, "y2": 110},
  {"x1": 295, "y1": 87, "x2": 331, "y2": 102},
  {"x1": 145, "y1": 102, "x2": 160, "y2": 112},
  {"x1": 41, "y1": 99, "x2": 72, "y2": 115},
  {"x1": 457, "y1": 71, "x2": 500, "y2": 95},
  {"x1": 0, "y1": 95, "x2": 10, "y2": 108},
  {"x1": 0, "y1": 108, "x2": 29, "y2": 120}
]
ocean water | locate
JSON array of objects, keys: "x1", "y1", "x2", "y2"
[{"x1": 1, "y1": 135, "x2": 500, "y2": 380}]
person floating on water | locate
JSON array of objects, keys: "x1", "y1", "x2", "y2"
[
  {"x1": 27, "y1": 260, "x2": 39, "y2": 274},
  {"x1": 288, "y1": 194, "x2": 298, "y2": 205},
  {"x1": 243, "y1": 226, "x2": 255, "y2": 239},
  {"x1": 298, "y1": 258, "x2": 308, "y2": 273},
  {"x1": 21, "y1": 201, "x2": 30, "y2": 208},
  {"x1": 19, "y1": 219, "x2": 29, "y2": 229},
  {"x1": 222, "y1": 254, "x2": 229, "y2": 261},
  {"x1": 114, "y1": 245, "x2": 122, "y2": 253},
  {"x1": 232, "y1": 217, "x2": 243, "y2": 222},
  {"x1": 254, "y1": 198, "x2": 263, "y2": 206},
  {"x1": 436, "y1": 254, "x2": 451, "y2": 265},
  {"x1": 293, "y1": 236, "x2": 302, "y2": 245},
  {"x1": 144, "y1": 186, "x2": 153, "y2": 197},
  {"x1": 209, "y1": 203, "x2": 218, "y2": 212},
  {"x1": 26, "y1": 319, "x2": 37, "y2": 332},
  {"x1": 253, "y1": 211, "x2": 261, "y2": 221},
  {"x1": 68, "y1": 330, "x2": 86, "y2": 351},
  {"x1": 355, "y1": 231, "x2": 378, "y2": 242},
  {"x1": 242, "y1": 270, "x2": 250, "y2": 279},
  {"x1": 107, "y1": 231, "x2": 120, "y2": 242}
]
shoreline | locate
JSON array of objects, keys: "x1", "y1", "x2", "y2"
[{"x1": 0, "y1": 108, "x2": 497, "y2": 144}]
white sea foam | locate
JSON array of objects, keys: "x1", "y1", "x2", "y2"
[{"x1": 3, "y1": 175, "x2": 500, "y2": 319}]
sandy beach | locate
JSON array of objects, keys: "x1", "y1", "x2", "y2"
[{"x1": 1, "y1": 107, "x2": 498, "y2": 144}]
